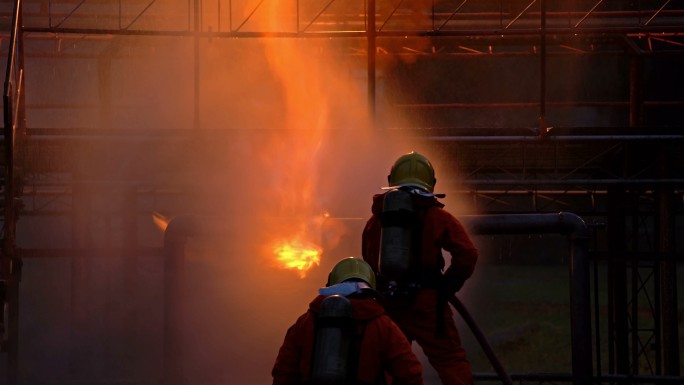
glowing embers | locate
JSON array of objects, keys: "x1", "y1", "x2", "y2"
[{"x1": 273, "y1": 237, "x2": 321, "y2": 278}]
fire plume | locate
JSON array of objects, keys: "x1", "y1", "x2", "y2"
[{"x1": 273, "y1": 238, "x2": 321, "y2": 278}]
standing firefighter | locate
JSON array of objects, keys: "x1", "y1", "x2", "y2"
[
  {"x1": 362, "y1": 151, "x2": 479, "y2": 385},
  {"x1": 272, "y1": 257, "x2": 424, "y2": 385}
]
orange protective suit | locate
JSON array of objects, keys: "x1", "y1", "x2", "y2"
[
  {"x1": 362, "y1": 193, "x2": 479, "y2": 385},
  {"x1": 272, "y1": 293, "x2": 424, "y2": 385}
]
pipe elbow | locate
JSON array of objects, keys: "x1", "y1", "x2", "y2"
[{"x1": 557, "y1": 212, "x2": 589, "y2": 239}]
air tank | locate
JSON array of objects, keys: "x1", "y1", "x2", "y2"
[
  {"x1": 311, "y1": 294, "x2": 355, "y2": 385},
  {"x1": 379, "y1": 188, "x2": 416, "y2": 282}
]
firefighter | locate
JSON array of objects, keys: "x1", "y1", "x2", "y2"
[
  {"x1": 361, "y1": 151, "x2": 479, "y2": 385},
  {"x1": 271, "y1": 257, "x2": 424, "y2": 385}
]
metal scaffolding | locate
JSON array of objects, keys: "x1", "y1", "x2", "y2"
[{"x1": 1, "y1": 0, "x2": 683, "y2": 384}]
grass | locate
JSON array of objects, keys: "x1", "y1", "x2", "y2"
[
  {"x1": 459, "y1": 264, "x2": 572, "y2": 374},
  {"x1": 455, "y1": 263, "x2": 684, "y2": 377}
]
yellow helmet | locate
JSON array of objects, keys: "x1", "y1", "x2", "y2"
[
  {"x1": 327, "y1": 257, "x2": 376, "y2": 290},
  {"x1": 388, "y1": 151, "x2": 436, "y2": 193}
]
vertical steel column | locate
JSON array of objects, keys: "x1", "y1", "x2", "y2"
[
  {"x1": 1, "y1": 0, "x2": 24, "y2": 382},
  {"x1": 97, "y1": 46, "x2": 114, "y2": 131},
  {"x1": 123, "y1": 188, "x2": 139, "y2": 351},
  {"x1": 367, "y1": 0, "x2": 376, "y2": 123},
  {"x1": 629, "y1": 55, "x2": 644, "y2": 127},
  {"x1": 657, "y1": 146, "x2": 680, "y2": 376},
  {"x1": 630, "y1": 195, "x2": 640, "y2": 375},
  {"x1": 162, "y1": 216, "x2": 200, "y2": 385},
  {"x1": 163, "y1": 218, "x2": 186, "y2": 385},
  {"x1": 69, "y1": 171, "x2": 92, "y2": 378},
  {"x1": 538, "y1": 0, "x2": 547, "y2": 136},
  {"x1": 607, "y1": 186, "x2": 630, "y2": 376},
  {"x1": 193, "y1": 0, "x2": 201, "y2": 130}
]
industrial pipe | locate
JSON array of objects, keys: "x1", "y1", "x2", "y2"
[{"x1": 459, "y1": 212, "x2": 592, "y2": 385}]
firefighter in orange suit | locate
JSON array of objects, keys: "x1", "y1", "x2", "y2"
[
  {"x1": 361, "y1": 151, "x2": 479, "y2": 385},
  {"x1": 272, "y1": 257, "x2": 424, "y2": 385}
]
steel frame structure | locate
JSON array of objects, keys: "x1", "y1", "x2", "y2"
[{"x1": 1, "y1": 0, "x2": 684, "y2": 384}]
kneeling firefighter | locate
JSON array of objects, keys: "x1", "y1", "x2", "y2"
[
  {"x1": 361, "y1": 151, "x2": 479, "y2": 385},
  {"x1": 271, "y1": 257, "x2": 424, "y2": 385}
]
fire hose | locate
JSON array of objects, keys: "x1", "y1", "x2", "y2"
[{"x1": 449, "y1": 295, "x2": 514, "y2": 385}]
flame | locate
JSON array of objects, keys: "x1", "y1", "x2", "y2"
[
  {"x1": 152, "y1": 211, "x2": 170, "y2": 232},
  {"x1": 273, "y1": 238, "x2": 321, "y2": 278}
]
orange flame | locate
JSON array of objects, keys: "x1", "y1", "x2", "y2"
[
  {"x1": 152, "y1": 211, "x2": 170, "y2": 232},
  {"x1": 273, "y1": 238, "x2": 321, "y2": 278}
]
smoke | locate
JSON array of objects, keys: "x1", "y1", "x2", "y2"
[
  {"x1": 175, "y1": 6, "x2": 404, "y2": 383},
  {"x1": 14, "y1": 4, "x2": 477, "y2": 385}
]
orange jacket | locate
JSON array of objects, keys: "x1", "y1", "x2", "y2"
[
  {"x1": 271, "y1": 294, "x2": 424, "y2": 385},
  {"x1": 362, "y1": 193, "x2": 478, "y2": 292}
]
